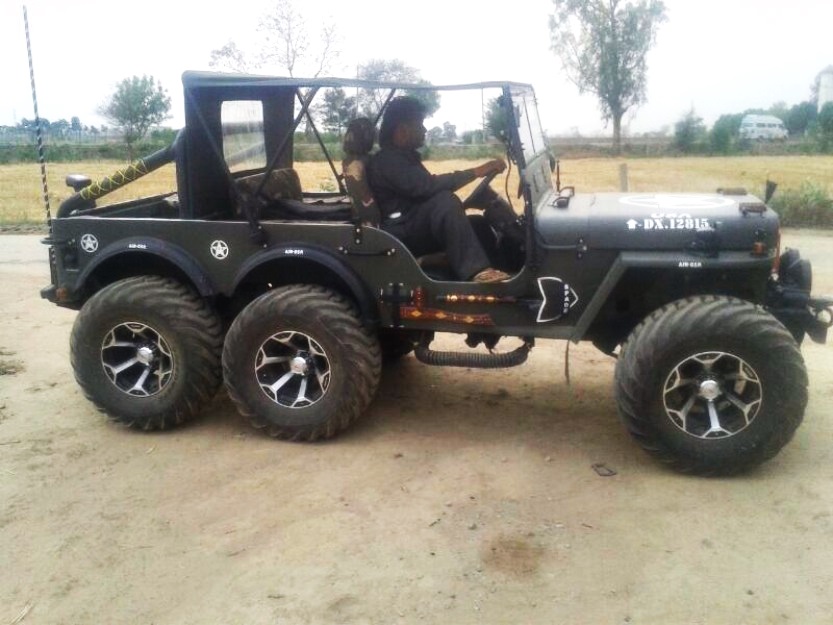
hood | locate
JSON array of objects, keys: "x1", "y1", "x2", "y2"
[{"x1": 536, "y1": 192, "x2": 779, "y2": 252}]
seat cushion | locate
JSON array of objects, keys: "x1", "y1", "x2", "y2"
[{"x1": 235, "y1": 168, "x2": 303, "y2": 207}]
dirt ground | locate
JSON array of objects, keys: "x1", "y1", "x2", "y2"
[{"x1": 1, "y1": 231, "x2": 832, "y2": 625}]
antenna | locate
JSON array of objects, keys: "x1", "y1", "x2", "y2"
[{"x1": 23, "y1": 5, "x2": 52, "y2": 233}]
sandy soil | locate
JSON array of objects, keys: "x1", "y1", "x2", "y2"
[{"x1": 1, "y1": 231, "x2": 832, "y2": 625}]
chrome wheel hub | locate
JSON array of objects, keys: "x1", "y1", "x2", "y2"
[
  {"x1": 663, "y1": 351, "x2": 762, "y2": 439},
  {"x1": 256, "y1": 331, "x2": 330, "y2": 408},
  {"x1": 101, "y1": 322, "x2": 174, "y2": 397},
  {"x1": 698, "y1": 379, "x2": 721, "y2": 401}
]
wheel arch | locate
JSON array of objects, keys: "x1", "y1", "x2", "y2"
[
  {"x1": 573, "y1": 254, "x2": 772, "y2": 352},
  {"x1": 230, "y1": 244, "x2": 379, "y2": 327},
  {"x1": 76, "y1": 237, "x2": 215, "y2": 303}
]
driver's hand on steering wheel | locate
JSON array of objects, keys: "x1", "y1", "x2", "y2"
[{"x1": 472, "y1": 158, "x2": 506, "y2": 178}]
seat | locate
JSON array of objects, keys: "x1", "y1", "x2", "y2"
[
  {"x1": 341, "y1": 118, "x2": 382, "y2": 227},
  {"x1": 235, "y1": 167, "x2": 351, "y2": 221},
  {"x1": 341, "y1": 118, "x2": 461, "y2": 280},
  {"x1": 236, "y1": 168, "x2": 303, "y2": 204}
]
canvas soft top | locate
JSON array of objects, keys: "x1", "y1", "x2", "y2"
[{"x1": 181, "y1": 70, "x2": 534, "y2": 94}]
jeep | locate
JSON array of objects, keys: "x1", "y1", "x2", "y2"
[{"x1": 41, "y1": 71, "x2": 833, "y2": 475}]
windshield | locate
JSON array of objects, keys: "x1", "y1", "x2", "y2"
[
  {"x1": 509, "y1": 86, "x2": 552, "y2": 207},
  {"x1": 510, "y1": 86, "x2": 548, "y2": 166}
]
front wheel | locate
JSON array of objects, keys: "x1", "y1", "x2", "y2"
[
  {"x1": 615, "y1": 296, "x2": 808, "y2": 475},
  {"x1": 222, "y1": 285, "x2": 382, "y2": 441}
]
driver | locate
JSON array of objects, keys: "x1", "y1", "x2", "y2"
[{"x1": 367, "y1": 96, "x2": 523, "y2": 283}]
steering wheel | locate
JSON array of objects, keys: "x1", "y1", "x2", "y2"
[{"x1": 462, "y1": 171, "x2": 499, "y2": 209}]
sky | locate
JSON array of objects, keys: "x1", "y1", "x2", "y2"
[{"x1": 1, "y1": 0, "x2": 831, "y2": 137}]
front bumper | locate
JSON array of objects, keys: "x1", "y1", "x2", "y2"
[{"x1": 767, "y1": 249, "x2": 833, "y2": 344}]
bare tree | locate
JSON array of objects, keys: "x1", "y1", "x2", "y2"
[
  {"x1": 256, "y1": 0, "x2": 339, "y2": 77},
  {"x1": 209, "y1": 41, "x2": 252, "y2": 73},
  {"x1": 208, "y1": 0, "x2": 339, "y2": 77}
]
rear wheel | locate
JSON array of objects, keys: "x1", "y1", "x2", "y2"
[
  {"x1": 223, "y1": 285, "x2": 381, "y2": 441},
  {"x1": 615, "y1": 296, "x2": 808, "y2": 475},
  {"x1": 70, "y1": 276, "x2": 223, "y2": 429}
]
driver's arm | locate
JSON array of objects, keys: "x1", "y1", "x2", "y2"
[
  {"x1": 375, "y1": 152, "x2": 505, "y2": 200},
  {"x1": 470, "y1": 159, "x2": 506, "y2": 180}
]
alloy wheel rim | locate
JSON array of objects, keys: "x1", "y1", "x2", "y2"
[
  {"x1": 255, "y1": 331, "x2": 331, "y2": 408},
  {"x1": 101, "y1": 322, "x2": 174, "y2": 396},
  {"x1": 663, "y1": 351, "x2": 762, "y2": 439}
]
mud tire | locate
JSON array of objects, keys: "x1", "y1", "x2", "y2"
[
  {"x1": 222, "y1": 285, "x2": 381, "y2": 441},
  {"x1": 70, "y1": 276, "x2": 223, "y2": 430},
  {"x1": 615, "y1": 296, "x2": 807, "y2": 475}
]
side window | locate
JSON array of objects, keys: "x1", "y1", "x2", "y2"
[{"x1": 222, "y1": 100, "x2": 266, "y2": 173}]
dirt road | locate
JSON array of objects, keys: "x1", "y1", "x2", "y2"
[{"x1": 1, "y1": 232, "x2": 832, "y2": 625}]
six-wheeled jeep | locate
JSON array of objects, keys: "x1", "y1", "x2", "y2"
[{"x1": 42, "y1": 71, "x2": 832, "y2": 474}]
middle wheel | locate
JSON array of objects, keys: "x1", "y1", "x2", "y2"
[{"x1": 222, "y1": 285, "x2": 382, "y2": 441}]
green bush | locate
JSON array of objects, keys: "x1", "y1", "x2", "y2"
[{"x1": 771, "y1": 181, "x2": 833, "y2": 228}]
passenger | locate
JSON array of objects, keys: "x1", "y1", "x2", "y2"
[{"x1": 367, "y1": 96, "x2": 523, "y2": 283}]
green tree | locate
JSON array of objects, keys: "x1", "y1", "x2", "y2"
[
  {"x1": 811, "y1": 65, "x2": 833, "y2": 102},
  {"x1": 485, "y1": 97, "x2": 510, "y2": 143},
  {"x1": 461, "y1": 129, "x2": 486, "y2": 145},
  {"x1": 767, "y1": 101, "x2": 789, "y2": 121},
  {"x1": 674, "y1": 108, "x2": 706, "y2": 153},
  {"x1": 50, "y1": 119, "x2": 70, "y2": 139},
  {"x1": 18, "y1": 118, "x2": 49, "y2": 138},
  {"x1": 427, "y1": 126, "x2": 443, "y2": 145},
  {"x1": 101, "y1": 75, "x2": 171, "y2": 160},
  {"x1": 316, "y1": 87, "x2": 356, "y2": 135},
  {"x1": 549, "y1": 0, "x2": 666, "y2": 154},
  {"x1": 442, "y1": 122, "x2": 457, "y2": 142},
  {"x1": 786, "y1": 101, "x2": 817, "y2": 137},
  {"x1": 710, "y1": 113, "x2": 743, "y2": 154},
  {"x1": 357, "y1": 59, "x2": 440, "y2": 120},
  {"x1": 817, "y1": 102, "x2": 833, "y2": 152}
]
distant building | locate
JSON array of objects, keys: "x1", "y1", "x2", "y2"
[{"x1": 819, "y1": 66, "x2": 833, "y2": 112}]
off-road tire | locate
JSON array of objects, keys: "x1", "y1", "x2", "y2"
[
  {"x1": 615, "y1": 296, "x2": 808, "y2": 476},
  {"x1": 222, "y1": 285, "x2": 382, "y2": 441},
  {"x1": 70, "y1": 276, "x2": 223, "y2": 430}
]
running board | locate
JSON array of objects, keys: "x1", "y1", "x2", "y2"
[{"x1": 414, "y1": 341, "x2": 531, "y2": 368}]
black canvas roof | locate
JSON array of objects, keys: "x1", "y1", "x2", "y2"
[{"x1": 181, "y1": 70, "x2": 533, "y2": 94}]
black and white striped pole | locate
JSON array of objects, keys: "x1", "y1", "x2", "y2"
[{"x1": 23, "y1": 5, "x2": 52, "y2": 234}]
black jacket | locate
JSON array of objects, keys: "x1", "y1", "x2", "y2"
[{"x1": 367, "y1": 147, "x2": 475, "y2": 219}]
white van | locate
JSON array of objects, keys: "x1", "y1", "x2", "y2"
[{"x1": 739, "y1": 114, "x2": 788, "y2": 140}]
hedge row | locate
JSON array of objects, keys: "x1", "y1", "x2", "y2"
[{"x1": 770, "y1": 182, "x2": 833, "y2": 228}]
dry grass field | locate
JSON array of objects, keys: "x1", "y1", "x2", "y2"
[{"x1": 2, "y1": 155, "x2": 833, "y2": 225}]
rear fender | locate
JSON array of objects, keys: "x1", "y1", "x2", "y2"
[
  {"x1": 76, "y1": 236, "x2": 215, "y2": 299},
  {"x1": 232, "y1": 243, "x2": 378, "y2": 325}
]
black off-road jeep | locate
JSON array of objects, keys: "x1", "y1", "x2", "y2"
[{"x1": 42, "y1": 71, "x2": 832, "y2": 474}]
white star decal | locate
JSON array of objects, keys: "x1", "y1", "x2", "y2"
[
  {"x1": 80, "y1": 234, "x2": 98, "y2": 253},
  {"x1": 210, "y1": 240, "x2": 229, "y2": 260}
]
